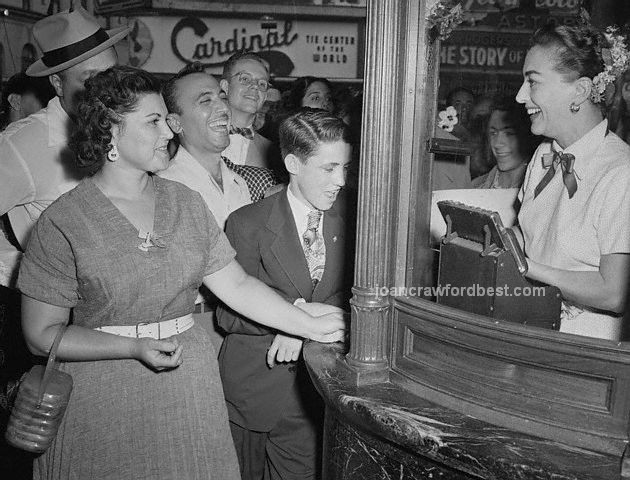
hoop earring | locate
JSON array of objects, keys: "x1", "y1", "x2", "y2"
[
  {"x1": 107, "y1": 145, "x2": 119, "y2": 161},
  {"x1": 569, "y1": 102, "x2": 580, "y2": 113}
]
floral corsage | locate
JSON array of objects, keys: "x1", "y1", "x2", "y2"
[{"x1": 591, "y1": 26, "x2": 630, "y2": 103}]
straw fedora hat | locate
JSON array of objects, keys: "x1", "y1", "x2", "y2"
[{"x1": 26, "y1": 6, "x2": 131, "y2": 77}]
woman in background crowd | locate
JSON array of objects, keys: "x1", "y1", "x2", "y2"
[
  {"x1": 17, "y1": 65, "x2": 345, "y2": 479},
  {"x1": 468, "y1": 95, "x2": 495, "y2": 179},
  {"x1": 263, "y1": 76, "x2": 336, "y2": 172},
  {"x1": 444, "y1": 86, "x2": 475, "y2": 142},
  {"x1": 516, "y1": 23, "x2": 630, "y2": 340},
  {"x1": 283, "y1": 76, "x2": 335, "y2": 113},
  {"x1": 473, "y1": 98, "x2": 538, "y2": 189},
  {"x1": 0, "y1": 72, "x2": 54, "y2": 130}
]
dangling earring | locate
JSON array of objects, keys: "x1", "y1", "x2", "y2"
[
  {"x1": 569, "y1": 102, "x2": 580, "y2": 113},
  {"x1": 107, "y1": 145, "x2": 119, "y2": 161}
]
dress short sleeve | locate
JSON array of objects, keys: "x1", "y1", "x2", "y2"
[
  {"x1": 17, "y1": 213, "x2": 79, "y2": 307},
  {"x1": 193, "y1": 192, "x2": 235, "y2": 277},
  {"x1": 595, "y1": 166, "x2": 630, "y2": 255}
]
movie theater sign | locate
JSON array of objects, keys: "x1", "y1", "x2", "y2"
[
  {"x1": 127, "y1": 15, "x2": 360, "y2": 78},
  {"x1": 440, "y1": 30, "x2": 529, "y2": 74}
]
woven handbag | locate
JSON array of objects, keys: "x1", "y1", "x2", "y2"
[{"x1": 5, "y1": 324, "x2": 73, "y2": 454}]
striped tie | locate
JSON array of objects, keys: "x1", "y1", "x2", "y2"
[{"x1": 303, "y1": 210, "x2": 325, "y2": 288}]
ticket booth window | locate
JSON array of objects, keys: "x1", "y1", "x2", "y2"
[{"x1": 399, "y1": 0, "x2": 594, "y2": 333}]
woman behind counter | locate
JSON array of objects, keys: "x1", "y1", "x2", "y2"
[
  {"x1": 516, "y1": 23, "x2": 630, "y2": 340},
  {"x1": 473, "y1": 98, "x2": 538, "y2": 189},
  {"x1": 17, "y1": 66, "x2": 345, "y2": 479}
]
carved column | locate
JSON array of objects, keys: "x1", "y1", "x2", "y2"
[{"x1": 343, "y1": 0, "x2": 416, "y2": 385}]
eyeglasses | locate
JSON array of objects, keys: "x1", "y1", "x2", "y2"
[{"x1": 231, "y1": 71, "x2": 270, "y2": 92}]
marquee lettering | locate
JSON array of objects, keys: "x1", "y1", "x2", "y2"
[{"x1": 171, "y1": 16, "x2": 298, "y2": 67}]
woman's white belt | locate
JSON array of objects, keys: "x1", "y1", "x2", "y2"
[{"x1": 94, "y1": 314, "x2": 194, "y2": 339}]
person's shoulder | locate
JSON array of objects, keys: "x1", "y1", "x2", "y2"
[
  {"x1": 155, "y1": 176, "x2": 213, "y2": 225},
  {"x1": 157, "y1": 147, "x2": 194, "y2": 179},
  {"x1": 35, "y1": 179, "x2": 91, "y2": 226},
  {"x1": 253, "y1": 131, "x2": 273, "y2": 148},
  {"x1": 254, "y1": 130, "x2": 272, "y2": 143},
  {"x1": 532, "y1": 140, "x2": 552, "y2": 156},
  {"x1": 597, "y1": 133, "x2": 630, "y2": 174},
  {"x1": 155, "y1": 175, "x2": 203, "y2": 201},
  {"x1": 0, "y1": 109, "x2": 48, "y2": 145},
  {"x1": 472, "y1": 171, "x2": 491, "y2": 188},
  {"x1": 603, "y1": 132, "x2": 630, "y2": 158},
  {"x1": 229, "y1": 189, "x2": 280, "y2": 223}
]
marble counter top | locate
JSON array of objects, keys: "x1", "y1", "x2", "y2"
[{"x1": 304, "y1": 341, "x2": 623, "y2": 480}]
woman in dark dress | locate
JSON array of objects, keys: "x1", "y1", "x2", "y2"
[{"x1": 17, "y1": 66, "x2": 345, "y2": 480}]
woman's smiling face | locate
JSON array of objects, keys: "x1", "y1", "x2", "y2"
[{"x1": 515, "y1": 45, "x2": 578, "y2": 145}]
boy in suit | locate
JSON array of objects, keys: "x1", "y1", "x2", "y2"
[{"x1": 218, "y1": 109, "x2": 353, "y2": 480}]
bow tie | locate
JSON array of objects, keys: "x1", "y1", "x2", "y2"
[
  {"x1": 533, "y1": 148, "x2": 578, "y2": 199},
  {"x1": 229, "y1": 125, "x2": 255, "y2": 140}
]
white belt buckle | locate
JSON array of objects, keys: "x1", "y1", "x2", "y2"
[{"x1": 136, "y1": 322, "x2": 160, "y2": 339}]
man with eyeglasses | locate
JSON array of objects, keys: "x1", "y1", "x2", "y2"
[{"x1": 220, "y1": 51, "x2": 276, "y2": 170}]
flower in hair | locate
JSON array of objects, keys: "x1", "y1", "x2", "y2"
[
  {"x1": 591, "y1": 27, "x2": 630, "y2": 103},
  {"x1": 427, "y1": 0, "x2": 464, "y2": 42}
]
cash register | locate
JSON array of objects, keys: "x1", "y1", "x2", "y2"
[{"x1": 436, "y1": 200, "x2": 561, "y2": 329}]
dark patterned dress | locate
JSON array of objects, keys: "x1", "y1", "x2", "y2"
[{"x1": 18, "y1": 176, "x2": 240, "y2": 480}]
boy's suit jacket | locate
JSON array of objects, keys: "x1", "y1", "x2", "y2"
[{"x1": 217, "y1": 188, "x2": 352, "y2": 432}]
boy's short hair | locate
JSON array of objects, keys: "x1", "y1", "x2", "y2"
[{"x1": 279, "y1": 108, "x2": 352, "y2": 162}]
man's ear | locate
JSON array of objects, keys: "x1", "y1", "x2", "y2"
[
  {"x1": 7, "y1": 93, "x2": 21, "y2": 112},
  {"x1": 220, "y1": 79, "x2": 229, "y2": 96},
  {"x1": 49, "y1": 74, "x2": 63, "y2": 98},
  {"x1": 166, "y1": 113, "x2": 183, "y2": 134},
  {"x1": 621, "y1": 81, "x2": 630, "y2": 103},
  {"x1": 573, "y1": 76, "x2": 593, "y2": 107},
  {"x1": 284, "y1": 153, "x2": 302, "y2": 176}
]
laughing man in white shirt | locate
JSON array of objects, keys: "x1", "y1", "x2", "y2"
[{"x1": 159, "y1": 62, "x2": 253, "y2": 352}]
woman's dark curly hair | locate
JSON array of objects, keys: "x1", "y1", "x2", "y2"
[
  {"x1": 530, "y1": 23, "x2": 610, "y2": 83},
  {"x1": 70, "y1": 65, "x2": 162, "y2": 175},
  {"x1": 282, "y1": 76, "x2": 334, "y2": 114}
]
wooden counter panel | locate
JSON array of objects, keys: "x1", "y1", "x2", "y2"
[
  {"x1": 405, "y1": 325, "x2": 612, "y2": 411},
  {"x1": 390, "y1": 298, "x2": 630, "y2": 455}
]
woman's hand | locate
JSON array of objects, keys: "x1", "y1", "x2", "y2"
[
  {"x1": 206, "y1": 260, "x2": 349, "y2": 340},
  {"x1": 132, "y1": 336, "x2": 183, "y2": 371},
  {"x1": 295, "y1": 302, "x2": 345, "y2": 317},
  {"x1": 307, "y1": 311, "x2": 347, "y2": 343}
]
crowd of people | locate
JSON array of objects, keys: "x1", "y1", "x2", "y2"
[{"x1": 0, "y1": 3, "x2": 629, "y2": 480}]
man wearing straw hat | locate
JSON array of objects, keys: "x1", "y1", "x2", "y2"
[{"x1": 0, "y1": 6, "x2": 130, "y2": 251}]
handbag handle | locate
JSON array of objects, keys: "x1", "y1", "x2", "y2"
[{"x1": 36, "y1": 323, "x2": 67, "y2": 408}]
